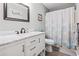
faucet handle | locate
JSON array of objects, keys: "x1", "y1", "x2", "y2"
[{"x1": 15, "y1": 31, "x2": 19, "y2": 34}]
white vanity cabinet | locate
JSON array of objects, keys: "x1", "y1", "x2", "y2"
[
  {"x1": 24, "y1": 33, "x2": 45, "y2": 56},
  {"x1": 0, "y1": 40, "x2": 24, "y2": 56},
  {"x1": 0, "y1": 32, "x2": 45, "y2": 56}
]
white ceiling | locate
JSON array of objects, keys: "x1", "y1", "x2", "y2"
[{"x1": 43, "y1": 3, "x2": 75, "y2": 11}]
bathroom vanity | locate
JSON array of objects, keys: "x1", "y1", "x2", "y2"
[{"x1": 0, "y1": 32, "x2": 45, "y2": 56}]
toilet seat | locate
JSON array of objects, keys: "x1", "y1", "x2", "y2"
[{"x1": 45, "y1": 39, "x2": 54, "y2": 45}]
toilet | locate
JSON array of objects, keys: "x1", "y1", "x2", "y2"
[
  {"x1": 45, "y1": 39, "x2": 54, "y2": 45},
  {"x1": 45, "y1": 39, "x2": 55, "y2": 52}
]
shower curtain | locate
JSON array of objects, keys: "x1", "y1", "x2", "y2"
[{"x1": 45, "y1": 7, "x2": 77, "y2": 48}]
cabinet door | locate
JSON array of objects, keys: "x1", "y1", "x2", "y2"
[
  {"x1": 0, "y1": 48, "x2": 6, "y2": 56},
  {"x1": 0, "y1": 41, "x2": 24, "y2": 56},
  {"x1": 25, "y1": 44, "x2": 37, "y2": 56}
]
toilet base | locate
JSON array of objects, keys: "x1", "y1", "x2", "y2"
[{"x1": 46, "y1": 44, "x2": 60, "y2": 52}]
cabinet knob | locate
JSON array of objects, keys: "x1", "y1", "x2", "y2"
[
  {"x1": 30, "y1": 46, "x2": 36, "y2": 51},
  {"x1": 39, "y1": 38, "x2": 40, "y2": 43},
  {"x1": 30, "y1": 40, "x2": 36, "y2": 43}
]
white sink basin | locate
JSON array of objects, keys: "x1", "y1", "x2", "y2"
[
  {"x1": 0, "y1": 31, "x2": 16, "y2": 36},
  {"x1": 0, "y1": 31, "x2": 44, "y2": 45},
  {"x1": 0, "y1": 34, "x2": 18, "y2": 45},
  {"x1": 0, "y1": 32, "x2": 32, "y2": 45}
]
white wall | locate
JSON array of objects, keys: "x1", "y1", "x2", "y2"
[{"x1": 0, "y1": 3, "x2": 48, "y2": 32}]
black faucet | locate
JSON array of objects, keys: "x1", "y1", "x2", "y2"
[{"x1": 20, "y1": 28, "x2": 26, "y2": 34}]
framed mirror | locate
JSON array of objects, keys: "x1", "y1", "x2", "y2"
[{"x1": 4, "y1": 3, "x2": 30, "y2": 22}]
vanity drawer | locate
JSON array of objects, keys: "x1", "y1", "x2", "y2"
[
  {"x1": 25, "y1": 44, "x2": 38, "y2": 56},
  {"x1": 25, "y1": 36, "x2": 38, "y2": 46},
  {"x1": 24, "y1": 33, "x2": 45, "y2": 56}
]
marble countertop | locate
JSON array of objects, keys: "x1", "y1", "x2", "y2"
[{"x1": 0, "y1": 32, "x2": 45, "y2": 46}]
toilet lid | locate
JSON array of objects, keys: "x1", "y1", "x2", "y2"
[{"x1": 45, "y1": 39, "x2": 54, "y2": 45}]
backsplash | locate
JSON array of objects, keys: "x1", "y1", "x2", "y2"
[{"x1": 0, "y1": 3, "x2": 48, "y2": 33}]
